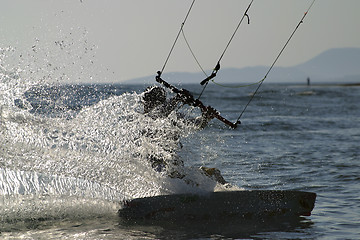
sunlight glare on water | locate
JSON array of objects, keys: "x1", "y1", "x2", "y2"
[{"x1": 1, "y1": 39, "x2": 228, "y2": 231}]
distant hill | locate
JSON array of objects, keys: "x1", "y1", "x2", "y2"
[
  {"x1": 295, "y1": 48, "x2": 360, "y2": 81},
  {"x1": 123, "y1": 48, "x2": 360, "y2": 84}
]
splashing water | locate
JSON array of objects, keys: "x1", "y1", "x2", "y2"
[{"x1": 1, "y1": 45, "x2": 231, "y2": 224}]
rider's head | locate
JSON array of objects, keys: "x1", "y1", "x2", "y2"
[{"x1": 143, "y1": 86, "x2": 166, "y2": 113}]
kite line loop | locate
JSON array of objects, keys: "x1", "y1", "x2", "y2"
[
  {"x1": 198, "y1": 0, "x2": 254, "y2": 100},
  {"x1": 181, "y1": 28, "x2": 208, "y2": 77}
]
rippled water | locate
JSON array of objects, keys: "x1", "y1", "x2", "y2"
[
  {"x1": 1, "y1": 55, "x2": 360, "y2": 239},
  {"x1": 192, "y1": 83, "x2": 360, "y2": 239}
]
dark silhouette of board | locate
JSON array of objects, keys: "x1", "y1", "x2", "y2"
[{"x1": 119, "y1": 190, "x2": 316, "y2": 221}]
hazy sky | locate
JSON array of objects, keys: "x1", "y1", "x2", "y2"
[{"x1": 1, "y1": 0, "x2": 359, "y2": 83}]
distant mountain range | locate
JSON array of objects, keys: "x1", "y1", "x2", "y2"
[{"x1": 124, "y1": 48, "x2": 360, "y2": 84}]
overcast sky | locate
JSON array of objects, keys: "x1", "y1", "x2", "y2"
[{"x1": 1, "y1": 0, "x2": 359, "y2": 83}]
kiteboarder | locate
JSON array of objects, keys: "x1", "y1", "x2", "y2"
[{"x1": 141, "y1": 86, "x2": 228, "y2": 185}]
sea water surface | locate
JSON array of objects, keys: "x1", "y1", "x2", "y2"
[{"x1": 1, "y1": 67, "x2": 360, "y2": 238}]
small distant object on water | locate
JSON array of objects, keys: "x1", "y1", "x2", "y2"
[
  {"x1": 296, "y1": 77, "x2": 315, "y2": 95},
  {"x1": 297, "y1": 90, "x2": 315, "y2": 96}
]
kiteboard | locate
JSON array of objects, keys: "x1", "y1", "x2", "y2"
[{"x1": 119, "y1": 190, "x2": 316, "y2": 221}]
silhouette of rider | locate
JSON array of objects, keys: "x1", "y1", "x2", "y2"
[{"x1": 141, "y1": 86, "x2": 228, "y2": 185}]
